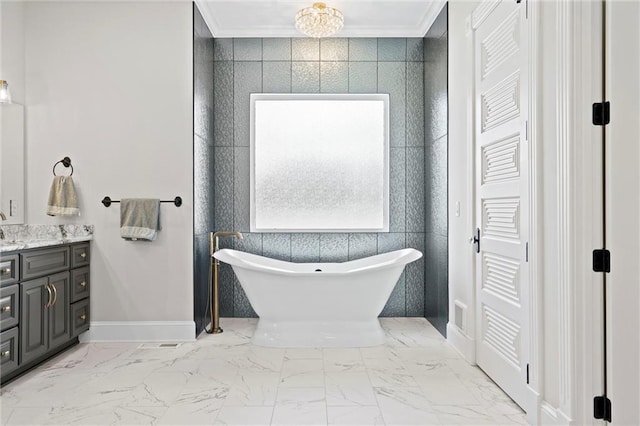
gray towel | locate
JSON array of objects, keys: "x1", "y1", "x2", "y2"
[
  {"x1": 120, "y1": 199, "x2": 160, "y2": 241},
  {"x1": 46, "y1": 176, "x2": 80, "y2": 216}
]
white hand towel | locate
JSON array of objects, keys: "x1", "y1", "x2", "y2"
[{"x1": 46, "y1": 176, "x2": 80, "y2": 216}]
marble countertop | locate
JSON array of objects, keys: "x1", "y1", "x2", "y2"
[
  {"x1": 0, "y1": 224, "x2": 94, "y2": 253},
  {"x1": 0, "y1": 235, "x2": 93, "y2": 253}
]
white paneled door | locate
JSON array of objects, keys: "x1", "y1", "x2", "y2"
[{"x1": 473, "y1": 0, "x2": 529, "y2": 410}]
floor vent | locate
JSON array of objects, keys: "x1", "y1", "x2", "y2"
[
  {"x1": 137, "y1": 343, "x2": 182, "y2": 349},
  {"x1": 454, "y1": 300, "x2": 467, "y2": 332}
]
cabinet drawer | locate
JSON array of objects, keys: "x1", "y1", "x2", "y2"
[
  {"x1": 0, "y1": 254, "x2": 19, "y2": 285},
  {"x1": 1, "y1": 327, "x2": 19, "y2": 376},
  {"x1": 0, "y1": 284, "x2": 19, "y2": 331},
  {"x1": 70, "y1": 267, "x2": 90, "y2": 303},
  {"x1": 21, "y1": 247, "x2": 69, "y2": 281},
  {"x1": 70, "y1": 299, "x2": 90, "y2": 338},
  {"x1": 70, "y1": 244, "x2": 90, "y2": 269}
]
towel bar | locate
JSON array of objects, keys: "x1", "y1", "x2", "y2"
[{"x1": 101, "y1": 196, "x2": 182, "y2": 207}]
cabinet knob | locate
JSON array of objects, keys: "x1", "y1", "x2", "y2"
[
  {"x1": 80, "y1": 281, "x2": 87, "y2": 287},
  {"x1": 1, "y1": 350, "x2": 9, "y2": 358},
  {"x1": 79, "y1": 252, "x2": 87, "y2": 259},
  {"x1": 80, "y1": 314, "x2": 87, "y2": 321},
  {"x1": 1, "y1": 306, "x2": 10, "y2": 313}
]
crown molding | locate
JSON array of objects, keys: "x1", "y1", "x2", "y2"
[
  {"x1": 195, "y1": 0, "x2": 445, "y2": 38},
  {"x1": 418, "y1": 0, "x2": 447, "y2": 36}
]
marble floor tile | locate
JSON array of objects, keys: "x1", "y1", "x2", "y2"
[
  {"x1": 434, "y1": 404, "x2": 507, "y2": 425},
  {"x1": 279, "y1": 359, "x2": 325, "y2": 387},
  {"x1": 416, "y1": 374, "x2": 481, "y2": 405},
  {"x1": 325, "y1": 372, "x2": 377, "y2": 406},
  {"x1": 1, "y1": 406, "x2": 12, "y2": 425},
  {"x1": 323, "y1": 348, "x2": 366, "y2": 373},
  {"x1": 375, "y1": 386, "x2": 441, "y2": 425},
  {"x1": 284, "y1": 348, "x2": 323, "y2": 360},
  {"x1": 188, "y1": 360, "x2": 238, "y2": 389},
  {"x1": 0, "y1": 318, "x2": 526, "y2": 426},
  {"x1": 225, "y1": 371, "x2": 280, "y2": 406},
  {"x1": 214, "y1": 406, "x2": 274, "y2": 425},
  {"x1": 122, "y1": 371, "x2": 189, "y2": 407},
  {"x1": 229, "y1": 347, "x2": 285, "y2": 372},
  {"x1": 272, "y1": 387, "x2": 327, "y2": 425},
  {"x1": 157, "y1": 386, "x2": 227, "y2": 425},
  {"x1": 327, "y1": 405, "x2": 385, "y2": 425},
  {"x1": 368, "y1": 368, "x2": 421, "y2": 387}
]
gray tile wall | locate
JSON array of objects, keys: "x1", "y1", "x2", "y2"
[
  {"x1": 193, "y1": 5, "x2": 215, "y2": 335},
  {"x1": 424, "y1": 5, "x2": 449, "y2": 337},
  {"x1": 212, "y1": 37, "x2": 427, "y2": 318}
]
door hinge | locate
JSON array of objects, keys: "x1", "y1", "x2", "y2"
[
  {"x1": 525, "y1": 242, "x2": 529, "y2": 262},
  {"x1": 526, "y1": 363, "x2": 530, "y2": 384},
  {"x1": 592, "y1": 101, "x2": 610, "y2": 125},
  {"x1": 593, "y1": 249, "x2": 611, "y2": 273},
  {"x1": 594, "y1": 395, "x2": 612, "y2": 422}
]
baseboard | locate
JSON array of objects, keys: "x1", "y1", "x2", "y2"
[
  {"x1": 79, "y1": 321, "x2": 196, "y2": 343},
  {"x1": 539, "y1": 401, "x2": 572, "y2": 425},
  {"x1": 446, "y1": 322, "x2": 476, "y2": 364}
]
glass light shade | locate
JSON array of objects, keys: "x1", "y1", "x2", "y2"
[
  {"x1": 295, "y1": 2, "x2": 344, "y2": 38},
  {"x1": 0, "y1": 80, "x2": 12, "y2": 104}
]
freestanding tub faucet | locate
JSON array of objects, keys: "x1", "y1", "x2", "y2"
[{"x1": 208, "y1": 231, "x2": 243, "y2": 334}]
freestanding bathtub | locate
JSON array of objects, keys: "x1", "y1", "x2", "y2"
[{"x1": 213, "y1": 248, "x2": 422, "y2": 348}]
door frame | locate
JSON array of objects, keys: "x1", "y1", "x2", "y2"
[{"x1": 463, "y1": 0, "x2": 605, "y2": 424}]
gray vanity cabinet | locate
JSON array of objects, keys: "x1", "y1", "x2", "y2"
[{"x1": 1, "y1": 241, "x2": 90, "y2": 385}]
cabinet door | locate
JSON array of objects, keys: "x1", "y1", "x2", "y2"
[
  {"x1": 70, "y1": 299, "x2": 90, "y2": 338},
  {"x1": 0, "y1": 327, "x2": 20, "y2": 376},
  {"x1": 20, "y1": 277, "x2": 48, "y2": 364},
  {"x1": 70, "y1": 266, "x2": 90, "y2": 303},
  {"x1": 0, "y1": 284, "x2": 19, "y2": 331},
  {"x1": 48, "y1": 272, "x2": 70, "y2": 349},
  {"x1": 0, "y1": 254, "x2": 19, "y2": 285},
  {"x1": 21, "y1": 247, "x2": 69, "y2": 281},
  {"x1": 70, "y1": 244, "x2": 90, "y2": 269}
]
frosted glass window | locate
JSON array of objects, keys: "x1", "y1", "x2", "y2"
[{"x1": 250, "y1": 94, "x2": 389, "y2": 232}]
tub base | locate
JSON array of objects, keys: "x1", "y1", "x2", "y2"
[{"x1": 251, "y1": 319, "x2": 386, "y2": 348}]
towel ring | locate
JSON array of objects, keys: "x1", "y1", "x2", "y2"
[{"x1": 53, "y1": 157, "x2": 73, "y2": 177}]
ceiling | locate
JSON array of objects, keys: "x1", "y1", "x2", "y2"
[{"x1": 195, "y1": 0, "x2": 447, "y2": 38}]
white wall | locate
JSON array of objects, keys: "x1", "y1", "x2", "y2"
[
  {"x1": 23, "y1": 1, "x2": 194, "y2": 340},
  {"x1": 607, "y1": 1, "x2": 640, "y2": 423},
  {"x1": 447, "y1": 0, "x2": 479, "y2": 362}
]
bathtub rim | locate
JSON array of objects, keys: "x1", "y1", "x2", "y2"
[{"x1": 213, "y1": 247, "x2": 422, "y2": 277}]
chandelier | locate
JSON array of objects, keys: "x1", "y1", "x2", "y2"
[{"x1": 295, "y1": 3, "x2": 344, "y2": 38}]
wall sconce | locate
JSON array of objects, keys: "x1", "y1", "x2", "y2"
[{"x1": 0, "y1": 80, "x2": 12, "y2": 104}]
